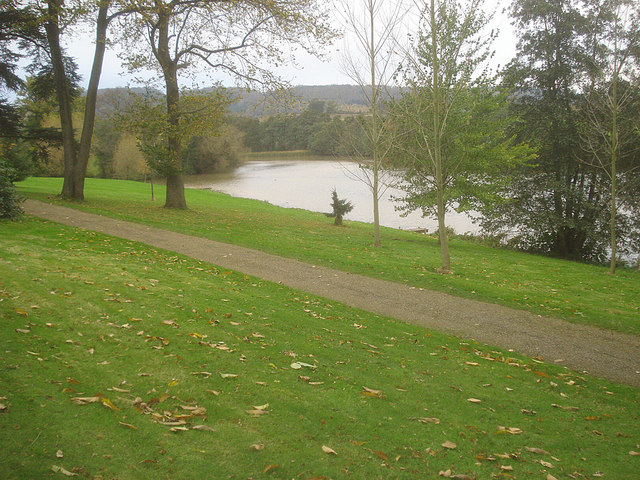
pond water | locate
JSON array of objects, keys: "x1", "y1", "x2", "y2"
[{"x1": 183, "y1": 155, "x2": 480, "y2": 234}]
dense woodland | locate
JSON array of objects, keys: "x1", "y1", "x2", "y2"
[{"x1": 1, "y1": 0, "x2": 639, "y2": 269}]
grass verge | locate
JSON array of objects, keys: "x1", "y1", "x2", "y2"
[
  {"x1": 17, "y1": 177, "x2": 640, "y2": 336},
  {"x1": 1, "y1": 217, "x2": 639, "y2": 479}
]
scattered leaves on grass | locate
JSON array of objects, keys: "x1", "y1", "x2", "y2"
[{"x1": 442, "y1": 441, "x2": 457, "y2": 450}]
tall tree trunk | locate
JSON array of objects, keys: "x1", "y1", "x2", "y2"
[
  {"x1": 74, "y1": 1, "x2": 110, "y2": 200},
  {"x1": 431, "y1": 0, "x2": 450, "y2": 273},
  {"x1": 44, "y1": 0, "x2": 77, "y2": 199},
  {"x1": 609, "y1": 60, "x2": 619, "y2": 274},
  {"x1": 157, "y1": 11, "x2": 187, "y2": 209},
  {"x1": 369, "y1": 0, "x2": 381, "y2": 247}
]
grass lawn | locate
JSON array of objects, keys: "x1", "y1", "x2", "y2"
[
  {"x1": 1, "y1": 217, "x2": 639, "y2": 479},
  {"x1": 17, "y1": 177, "x2": 640, "y2": 336}
]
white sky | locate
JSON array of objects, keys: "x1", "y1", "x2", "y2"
[{"x1": 63, "y1": 0, "x2": 516, "y2": 90}]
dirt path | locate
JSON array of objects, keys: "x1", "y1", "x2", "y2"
[{"x1": 23, "y1": 199, "x2": 640, "y2": 387}]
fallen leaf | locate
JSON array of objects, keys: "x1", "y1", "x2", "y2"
[
  {"x1": 442, "y1": 441, "x2": 457, "y2": 450},
  {"x1": 187, "y1": 332, "x2": 206, "y2": 339},
  {"x1": 220, "y1": 373, "x2": 238, "y2": 379},
  {"x1": 412, "y1": 417, "x2": 440, "y2": 425},
  {"x1": 322, "y1": 445, "x2": 338, "y2": 455},
  {"x1": 496, "y1": 426, "x2": 523, "y2": 434},
  {"x1": 500, "y1": 465, "x2": 514, "y2": 471},
  {"x1": 250, "y1": 444, "x2": 265, "y2": 451},
  {"x1": 290, "y1": 362, "x2": 316, "y2": 370},
  {"x1": 70, "y1": 395, "x2": 103, "y2": 405},
  {"x1": 169, "y1": 426, "x2": 189, "y2": 432},
  {"x1": 119, "y1": 422, "x2": 137, "y2": 430},
  {"x1": 372, "y1": 450, "x2": 388, "y2": 461},
  {"x1": 51, "y1": 465, "x2": 77, "y2": 476},
  {"x1": 539, "y1": 460, "x2": 554, "y2": 468},
  {"x1": 525, "y1": 446, "x2": 550, "y2": 455},
  {"x1": 467, "y1": 398, "x2": 482, "y2": 403},
  {"x1": 439, "y1": 469, "x2": 452, "y2": 477},
  {"x1": 630, "y1": 451, "x2": 640, "y2": 456},
  {"x1": 246, "y1": 410, "x2": 268, "y2": 417},
  {"x1": 362, "y1": 386, "x2": 383, "y2": 395},
  {"x1": 551, "y1": 404, "x2": 579, "y2": 411},
  {"x1": 262, "y1": 464, "x2": 279, "y2": 473},
  {"x1": 465, "y1": 362, "x2": 479, "y2": 366},
  {"x1": 100, "y1": 397, "x2": 119, "y2": 411},
  {"x1": 56, "y1": 450, "x2": 63, "y2": 458},
  {"x1": 191, "y1": 425, "x2": 215, "y2": 431},
  {"x1": 546, "y1": 475, "x2": 559, "y2": 480}
]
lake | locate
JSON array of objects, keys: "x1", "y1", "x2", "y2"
[{"x1": 183, "y1": 155, "x2": 480, "y2": 234}]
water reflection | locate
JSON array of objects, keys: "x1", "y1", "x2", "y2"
[{"x1": 183, "y1": 156, "x2": 479, "y2": 234}]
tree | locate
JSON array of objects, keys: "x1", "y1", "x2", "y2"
[
  {"x1": 391, "y1": 0, "x2": 530, "y2": 273},
  {"x1": 579, "y1": 0, "x2": 640, "y2": 272},
  {"x1": 116, "y1": 0, "x2": 335, "y2": 209},
  {"x1": 35, "y1": 0, "x2": 127, "y2": 200},
  {"x1": 339, "y1": 0, "x2": 405, "y2": 247},
  {"x1": 117, "y1": 88, "x2": 229, "y2": 184},
  {"x1": 488, "y1": 0, "x2": 639, "y2": 264}
]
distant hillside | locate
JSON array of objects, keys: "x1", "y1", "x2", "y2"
[
  {"x1": 227, "y1": 84, "x2": 401, "y2": 117},
  {"x1": 95, "y1": 85, "x2": 401, "y2": 118}
]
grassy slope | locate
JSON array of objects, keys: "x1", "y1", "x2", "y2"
[
  {"x1": 17, "y1": 177, "x2": 640, "y2": 336},
  {"x1": 1, "y1": 217, "x2": 639, "y2": 480}
]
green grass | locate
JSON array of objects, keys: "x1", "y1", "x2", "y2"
[
  {"x1": 17, "y1": 177, "x2": 640, "y2": 336},
  {"x1": 1, "y1": 217, "x2": 639, "y2": 479}
]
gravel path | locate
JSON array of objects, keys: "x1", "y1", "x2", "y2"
[{"x1": 24, "y1": 199, "x2": 640, "y2": 387}]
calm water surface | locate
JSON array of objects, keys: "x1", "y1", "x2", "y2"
[{"x1": 183, "y1": 155, "x2": 479, "y2": 234}]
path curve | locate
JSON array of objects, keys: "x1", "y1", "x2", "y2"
[{"x1": 23, "y1": 199, "x2": 640, "y2": 387}]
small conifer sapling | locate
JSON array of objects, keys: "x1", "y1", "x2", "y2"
[{"x1": 331, "y1": 189, "x2": 354, "y2": 226}]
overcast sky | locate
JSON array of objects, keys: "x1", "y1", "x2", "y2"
[{"x1": 63, "y1": 0, "x2": 516, "y2": 91}]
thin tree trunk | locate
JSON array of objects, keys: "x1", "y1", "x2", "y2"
[
  {"x1": 431, "y1": 0, "x2": 450, "y2": 272},
  {"x1": 369, "y1": 0, "x2": 381, "y2": 247},
  {"x1": 609, "y1": 61, "x2": 618, "y2": 274},
  {"x1": 74, "y1": 1, "x2": 110, "y2": 200}
]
